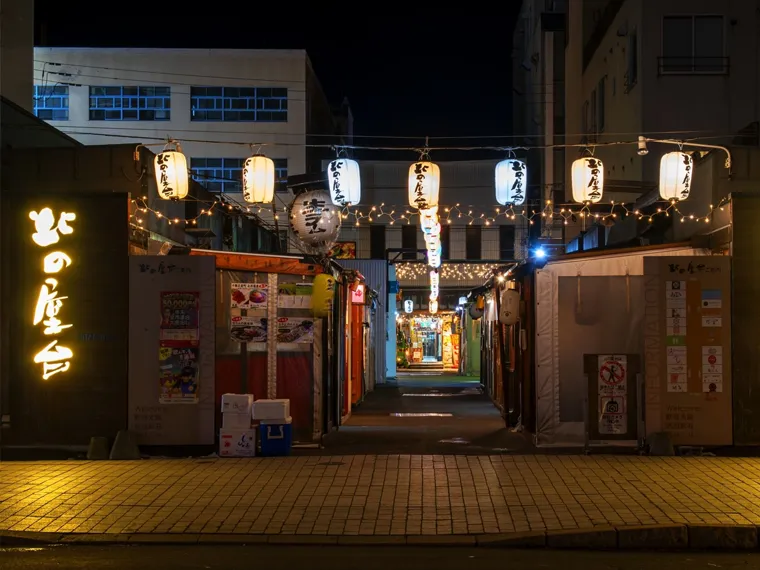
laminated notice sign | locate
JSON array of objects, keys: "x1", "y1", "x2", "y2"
[{"x1": 598, "y1": 355, "x2": 627, "y2": 435}]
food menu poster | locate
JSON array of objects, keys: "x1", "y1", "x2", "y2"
[
  {"x1": 160, "y1": 291, "x2": 199, "y2": 345},
  {"x1": 275, "y1": 317, "x2": 314, "y2": 344},
  {"x1": 231, "y1": 282, "x2": 268, "y2": 309},
  {"x1": 230, "y1": 316, "x2": 267, "y2": 343}
]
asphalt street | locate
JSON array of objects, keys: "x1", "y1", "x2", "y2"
[{"x1": 2, "y1": 546, "x2": 760, "y2": 570}]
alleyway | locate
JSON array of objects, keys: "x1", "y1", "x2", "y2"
[{"x1": 321, "y1": 374, "x2": 531, "y2": 455}]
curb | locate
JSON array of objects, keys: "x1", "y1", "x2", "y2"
[{"x1": 0, "y1": 524, "x2": 757, "y2": 550}]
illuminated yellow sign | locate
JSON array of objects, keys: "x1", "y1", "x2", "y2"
[{"x1": 29, "y1": 208, "x2": 76, "y2": 380}]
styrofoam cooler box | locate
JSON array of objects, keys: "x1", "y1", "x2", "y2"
[
  {"x1": 252, "y1": 399, "x2": 290, "y2": 421},
  {"x1": 221, "y1": 393, "x2": 253, "y2": 414},
  {"x1": 219, "y1": 428, "x2": 256, "y2": 457},
  {"x1": 260, "y1": 418, "x2": 292, "y2": 457},
  {"x1": 222, "y1": 412, "x2": 251, "y2": 429}
]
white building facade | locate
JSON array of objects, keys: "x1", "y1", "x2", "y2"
[{"x1": 32, "y1": 48, "x2": 345, "y2": 239}]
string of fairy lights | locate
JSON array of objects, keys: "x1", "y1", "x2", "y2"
[{"x1": 394, "y1": 262, "x2": 502, "y2": 282}]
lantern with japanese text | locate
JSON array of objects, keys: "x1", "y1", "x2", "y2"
[
  {"x1": 404, "y1": 299, "x2": 414, "y2": 313},
  {"x1": 499, "y1": 288, "x2": 520, "y2": 326},
  {"x1": 289, "y1": 190, "x2": 342, "y2": 253},
  {"x1": 420, "y1": 206, "x2": 439, "y2": 232},
  {"x1": 242, "y1": 155, "x2": 275, "y2": 204},
  {"x1": 495, "y1": 159, "x2": 527, "y2": 206},
  {"x1": 311, "y1": 274, "x2": 336, "y2": 318},
  {"x1": 154, "y1": 146, "x2": 189, "y2": 200},
  {"x1": 327, "y1": 158, "x2": 361, "y2": 206},
  {"x1": 408, "y1": 161, "x2": 440, "y2": 210},
  {"x1": 429, "y1": 300, "x2": 438, "y2": 314},
  {"x1": 571, "y1": 157, "x2": 604, "y2": 203},
  {"x1": 659, "y1": 151, "x2": 693, "y2": 201}
]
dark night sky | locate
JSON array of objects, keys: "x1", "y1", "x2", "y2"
[{"x1": 33, "y1": 2, "x2": 519, "y2": 143}]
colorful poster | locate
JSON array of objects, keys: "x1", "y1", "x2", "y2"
[
  {"x1": 275, "y1": 317, "x2": 314, "y2": 344},
  {"x1": 159, "y1": 346, "x2": 200, "y2": 404},
  {"x1": 231, "y1": 283, "x2": 268, "y2": 309},
  {"x1": 230, "y1": 316, "x2": 268, "y2": 343},
  {"x1": 160, "y1": 292, "x2": 199, "y2": 345},
  {"x1": 329, "y1": 242, "x2": 356, "y2": 259}
]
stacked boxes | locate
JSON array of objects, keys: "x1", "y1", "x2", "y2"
[
  {"x1": 252, "y1": 399, "x2": 292, "y2": 456},
  {"x1": 219, "y1": 394, "x2": 255, "y2": 457}
]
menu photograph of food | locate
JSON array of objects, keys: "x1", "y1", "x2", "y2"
[
  {"x1": 229, "y1": 316, "x2": 268, "y2": 343},
  {"x1": 231, "y1": 283, "x2": 268, "y2": 309},
  {"x1": 275, "y1": 318, "x2": 314, "y2": 344}
]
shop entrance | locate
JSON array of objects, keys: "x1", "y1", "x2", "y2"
[{"x1": 397, "y1": 313, "x2": 460, "y2": 370}]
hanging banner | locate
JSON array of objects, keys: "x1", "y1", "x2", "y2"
[
  {"x1": 160, "y1": 291, "x2": 200, "y2": 346},
  {"x1": 231, "y1": 282, "x2": 268, "y2": 309},
  {"x1": 598, "y1": 355, "x2": 627, "y2": 435},
  {"x1": 159, "y1": 345, "x2": 200, "y2": 404}
]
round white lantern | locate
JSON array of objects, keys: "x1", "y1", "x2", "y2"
[
  {"x1": 408, "y1": 161, "x2": 440, "y2": 210},
  {"x1": 659, "y1": 151, "x2": 694, "y2": 201},
  {"x1": 571, "y1": 157, "x2": 604, "y2": 203},
  {"x1": 495, "y1": 159, "x2": 528, "y2": 206},
  {"x1": 327, "y1": 158, "x2": 361, "y2": 206},
  {"x1": 289, "y1": 190, "x2": 342, "y2": 250},
  {"x1": 429, "y1": 300, "x2": 438, "y2": 314},
  {"x1": 420, "y1": 207, "x2": 439, "y2": 232},
  {"x1": 155, "y1": 149, "x2": 188, "y2": 200},
  {"x1": 404, "y1": 299, "x2": 413, "y2": 313},
  {"x1": 499, "y1": 288, "x2": 520, "y2": 326},
  {"x1": 242, "y1": 155, "x2": 275, "y2": 204}
]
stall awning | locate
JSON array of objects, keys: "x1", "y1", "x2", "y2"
[{"x1": 189, "y1": 249, "x2": 324, "y2": 275}]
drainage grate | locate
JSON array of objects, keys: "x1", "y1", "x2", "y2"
[{"x1": 391, "y1": 413, "x2": 453, "y2": 417}]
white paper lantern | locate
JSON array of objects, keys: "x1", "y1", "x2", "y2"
[
  {"x1": 429, "y1": 300, "x2": 438, "y2": 314},
  {"x1": 242, "y1": 155, "x2": 275, "y2": 204},
  {"x1": 289, "y1": 190, "x2": 342, "y2": 249},
  {"x1": 495, "y1": 159, "x2": 527, "y2": 206},
  {"x1": 659, "y1": 151, "x2": 694, "y2": 201},
  {"x1": 404, "y1": 299, "x2": 413, "y2": 313},
  {"x1": 468, "y1": 303, "x2": 483, "y2": 320},
  {"x1": 420, "y1": 207, "x2": 439, "y2": 232},
  {"x1": 327, "y1": 158, "x2": 361, "y2": 206},
  {"x1": 571, "y1": 157, "x2": 604, "y2": 203},
  {"x1": 499, "y1": 289, "x2": 520, "y2": 326},
  {"x1": 408, "y1": 161, "x2": 440, "y2": 210},
  {"x1": 155, "y1": 150, "x2": 188, "y2": 200}
]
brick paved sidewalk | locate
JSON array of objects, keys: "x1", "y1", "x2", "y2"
[{"x1": 1, "y1": 455, "x2": 760, "y2": 537}]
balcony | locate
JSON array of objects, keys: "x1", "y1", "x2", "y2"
[{"x1": 658, "y1": 56, "x2": 730, "y2": 75}]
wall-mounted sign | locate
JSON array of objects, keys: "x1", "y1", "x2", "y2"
[
  {"x1": 404, "y1": 299, "x2": 413, "y2": 313},
  {"x1": 351, "y1": 283, "x2": 365, "y2": 304},
  {"x1": 29, "y1": 207, "x2": 77, "y2": 380}
]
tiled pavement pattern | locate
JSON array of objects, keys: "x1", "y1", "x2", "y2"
[{"x1": 1, "y1": 455, "x2": 760, "y2": 536}]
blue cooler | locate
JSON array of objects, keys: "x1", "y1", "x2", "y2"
[{"x1": 260, "y1": 417, "x2": 292, "y2": 456}]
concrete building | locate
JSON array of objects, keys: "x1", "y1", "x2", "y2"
[
  {"x1": 32, "y1": 48, "x2": 347, "y2": 237},
  {"x1": 0, "y1": 0, "x2": 34, "y2": 112}
]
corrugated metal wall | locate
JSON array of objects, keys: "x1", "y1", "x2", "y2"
[{"x1": 339, "y1": 260, "x2": 388, "y2": 386}]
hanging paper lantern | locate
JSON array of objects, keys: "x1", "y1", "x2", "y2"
[
  {"x1": 429, "y1": 300, "x2": 438, "y2": 314},
  {"x1": 571, "y1": 157, "x2": 604, "y2": 203},
  {"x1": 327, "y1": 158, "x2": 361, "y2": 206},
  {"x1": 154, "y1": 148, "x2": 188, "y2": 200},
  {"x1": 289, "y1": 190, "x2": 342, "y2": 250},
  {"x1": 404, "y1": 300, "x2": 413, "y2": 313},
  {"x1": 495, "y1": 159, "x2": 527, "y2": 206},
  {"x1": 419, "y1": 207, "x2": 439, "y2": 232},
  {"x1": 311, "y1": 274, "x2": 335, "y2": 318},
  {"x1": 499, "y1": 289, "x2": 520, "y2": 326},
  {"x1": 659, "y1": 151, "x2": 693, "y2": 201},
  {"x1": 242, "y1": 155, "x2": 275, "y2": 204},
  {"x1": 468, "y1": 303, "x2": 483, "y2": 320},
  {"x1": 408, "y1": 161, "x2": 440, "y2": 210}
]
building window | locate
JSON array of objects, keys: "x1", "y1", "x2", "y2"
[
  {"x1": 661, "y1": 16, "x2": 726, "y2": 73},
  {"x1": 440, "y1": 225, "x2": 450, "y2": 260},
  {"x1": 597, "y1": 77, "x2": 605, "y2": 132},
  {"x1": 465, "y1": 226, "x2": 482, "y2": 260},
  {"x1": 625, "y1": 28, "x2": 638, "y2": 92},
  {"x1": 33, "y1": 85, "x2": 69, "y2": 120},
  {"x1": 191, "y1": 158, "x2": 287, "y2": 193},
  {"x1": 190, "y1": 87, "x2": 288, "y2": 122},
  {"x1": 401, "y1": 225, "x2": 417, "y2": 260},
  {"x1": 89, "y1": 86, "x2": 171, "y2": 121},
  {"x1": 499, "y1": 226, "x2": 516, "y2": 260},
  {"x1": 370, "y1": 225, "x2": 386, "y2": 260}
]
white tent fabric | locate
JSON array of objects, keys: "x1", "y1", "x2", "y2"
[{"x1": 533, "y1": 246, "x2": 711, "y2": 447}]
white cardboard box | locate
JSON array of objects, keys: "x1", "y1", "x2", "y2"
[
  {"x1": 219, "y1": 428, "x2": 256, "y2": 457},
  {"x1": 221, "y1": 393, "x2": 254, "y2": 414},
  {"x1": 222, "y1": 412, "x2": 251, "y2": 429},
  {"x1": 252, "y1": 399, "x2": 290, "y2": 420}
]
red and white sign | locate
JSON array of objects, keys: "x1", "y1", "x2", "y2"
[{"x1": 351, "y1": 283, "x2": 365, "y2": 304}]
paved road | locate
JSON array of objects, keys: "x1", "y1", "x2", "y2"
[{"x1": 2, "y1": 545, "x2": 760, "y2": 569}]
